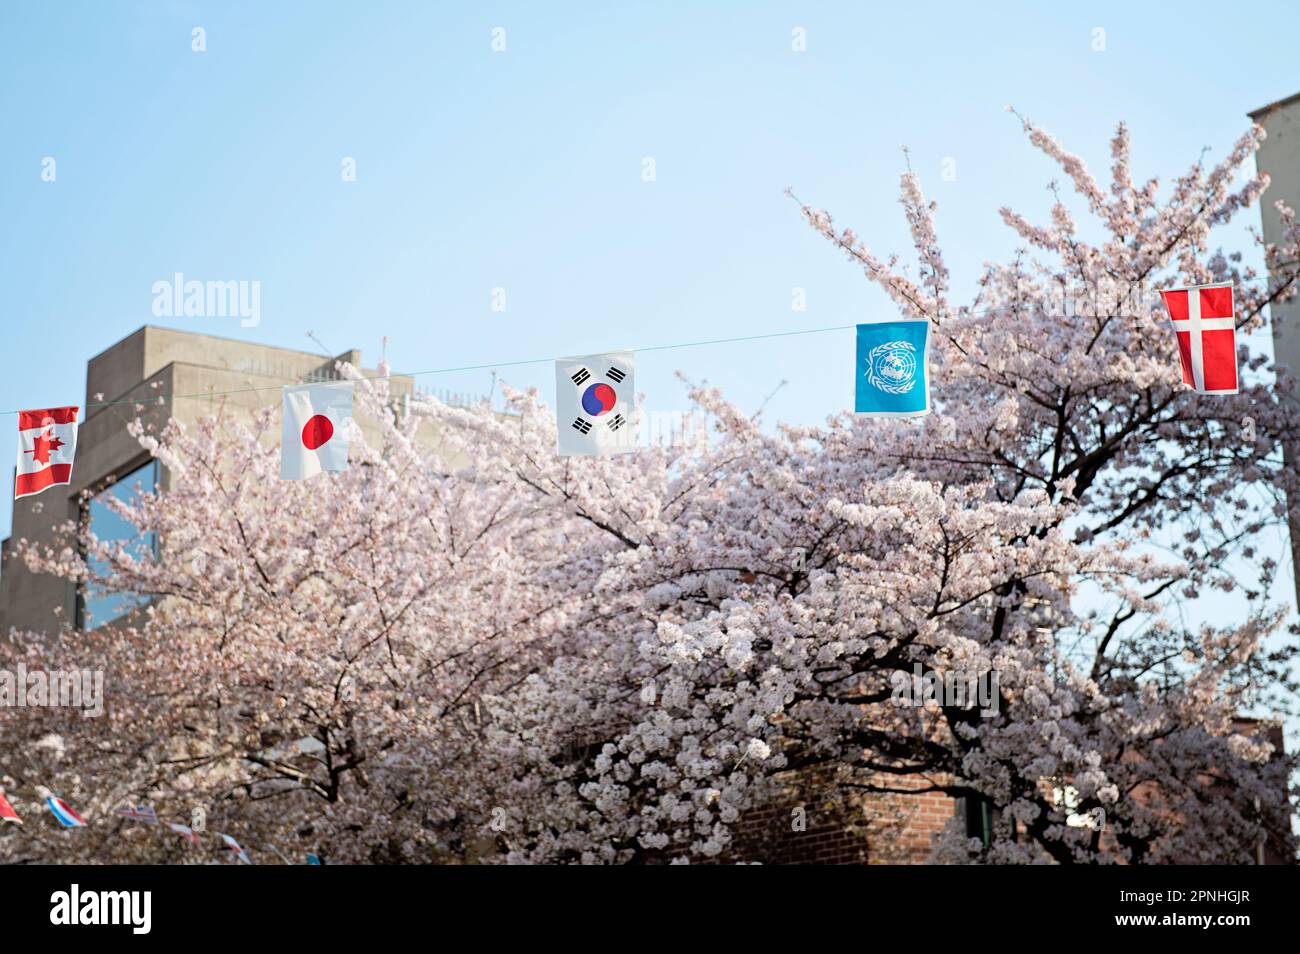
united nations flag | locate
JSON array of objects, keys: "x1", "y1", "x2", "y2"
[{"x1": 854, "y1": 320, "x2": 931, "y2": 417}]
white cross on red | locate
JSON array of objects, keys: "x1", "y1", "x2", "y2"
[{"x1": 1159, "y1": 281, "x2": 1238, "y2": 394}]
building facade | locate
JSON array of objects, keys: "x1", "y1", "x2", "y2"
[
  {"x1": 1250, "y1": 92, "x2": 1300, "y2": 607},
  {"x1": 0, "y1": 325, "x2": 412, "y2": 636}
]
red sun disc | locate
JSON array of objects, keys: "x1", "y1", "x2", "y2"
[{"x1": 302, "y1": 414, "x2": 334, "y2": 450}]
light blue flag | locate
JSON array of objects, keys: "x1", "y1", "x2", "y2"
[{"x1": 854, "y1": 320, "x2": 930, "y2": 417}]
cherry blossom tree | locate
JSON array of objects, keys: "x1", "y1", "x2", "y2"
[
  {"x1": 1, "y1": 373, "x2": 578, "y2": 863},
  {"x1": 3, "y1": 113, "x2": 1298, "y2": 864}
]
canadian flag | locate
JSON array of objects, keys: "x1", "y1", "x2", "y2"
[
  {"x1": 280, "y1": 382, "x2": 354, "y2": 480},
  {"x1": 14, "y1": 406, "x2": 79, "y2": 499},
  {"x1": 1158, "y1": 282, "x2": 1238, "y2": 394}
]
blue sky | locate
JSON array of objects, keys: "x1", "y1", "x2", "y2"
[{"x1": 2, "y1": 0, "x2": 1298, "y2": 619}]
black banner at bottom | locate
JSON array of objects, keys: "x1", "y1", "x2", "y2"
[{"x1": 0, "y1": 862, "x2": 1287, "y2": 941}]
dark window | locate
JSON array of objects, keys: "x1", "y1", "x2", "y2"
[
  {"x1": 964, "y1": 796, "x2": 993, "y2": 845},
  {"x1": 961, "y1": 795, "x2": 1016, "y2": 847}
]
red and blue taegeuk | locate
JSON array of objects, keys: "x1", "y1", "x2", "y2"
[{"x1": 581, "y1": 383, "x2": 617, "y2": 417}]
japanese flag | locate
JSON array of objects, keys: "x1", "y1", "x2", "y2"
[
  {"x1": 1158, "y1": 282, "x2": 1238, "y2": 394},
  {"x1": 555, "y1": 351, "x2": 636, "y2": 456},
  {"x1": 15, "y1": 406, "x2": 79, "y2": 500},
  {"x1": 281, "y1": 382, "x2": 354, "y2": 480}
]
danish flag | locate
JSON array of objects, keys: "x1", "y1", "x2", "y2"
[
  {"x1": 1158, "y1": 282, "x2": 1238, "y2": 394},
  {"x1": 14, "y1": 406, "x2": 79, "y2": 499}
]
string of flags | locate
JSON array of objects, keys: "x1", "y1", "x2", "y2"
[
  {"x1": 0, "y1": 786, "x2": 325, "y2": 863},
  {"x1": 9, "y1": 281, "x2": 1239, "y2": 482}
]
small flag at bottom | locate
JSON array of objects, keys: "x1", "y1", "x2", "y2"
[
  {"x1": 0, "y1": 792, "x2": 22, "y2": 825},
  {"x1": 855, "y1": 321, "x2": 931, "y2": 417},
  {"x1": 46, "y1": 795, "x2": 86, "y2": 828},
  {"x1": 167, "y1": 822, "x2": 201, "y2": 845},
  {"x1": 113, "y1": 805, "x2": 158, "y2": 824},
  {"x1": 219, "y1": 832, "x2": 251, "y2": 864},
  {"x1": 306, "y1": 853, "x2": 322, "y2": 865}
]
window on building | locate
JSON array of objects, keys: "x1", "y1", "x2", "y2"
[
  {"x1": 961, "y1": 794, "x2": 1017, "y2": 847},
  {"x1": 963, "y1": 795, "x2": 993, "y2": 845},
  {"x1": 79, "y1": 460, "x2": 159, "y2": 630}
]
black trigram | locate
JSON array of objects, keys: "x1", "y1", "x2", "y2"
[
  {"x1": 605, "y1": 366, "x2": 626, "y2": 383},
  {"x1": 607, "y1": 414, "x2": 626, "y2": 432},
  {"x1": 571, "y1": 368, "x2": 591, "y2": 387},
  {"x1": 572, "y1": 418, "x2": 592, "y2": 435}
]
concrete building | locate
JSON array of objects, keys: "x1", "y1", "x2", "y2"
[
  {"x1": 0, "y1": 325, "x2": 413, "y2": 636},
  {"x1": 1250, "y1": 92, "x2": 1300, "y2": 607}
]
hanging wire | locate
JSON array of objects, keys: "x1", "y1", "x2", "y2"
[
  {"x1": 0, "y1": 270, "x2": 1288, "y2": 418},
  {"x1": 1, "y1": 323, "x2": 861, "y2": 417}
]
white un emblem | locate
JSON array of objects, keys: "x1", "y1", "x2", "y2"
[{"x1": 865, "y1": 340, "x2": 918, "y2": 394}]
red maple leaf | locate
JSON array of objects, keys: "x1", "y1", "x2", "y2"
[{"x1": 26, "y1": 429, "x2": 65, "y2": 467}]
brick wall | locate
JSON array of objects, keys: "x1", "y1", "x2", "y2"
[
  {"x1": 862, "y1": 782, "x2": 958, "y2": 864},
  {"x1": 724, "y1": 771, "x2": 958, "y2": 864},
  {"x1": 728, "y1": 798, "x2": 868, "y2": 865},
  {"x1": 722, "y1": 719, "x2": 1290, "y2": 864}
]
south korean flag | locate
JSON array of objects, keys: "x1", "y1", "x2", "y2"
[{"x1": 555, "y1": 351, "x2": 636, "y2": 456}]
